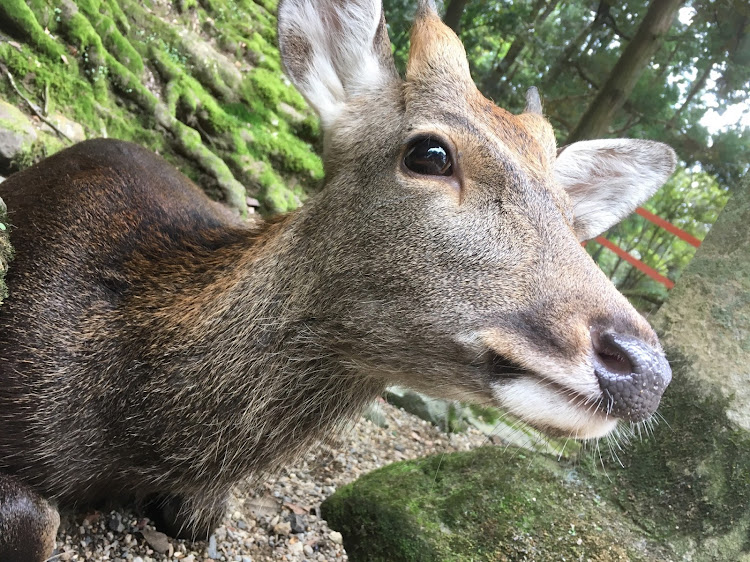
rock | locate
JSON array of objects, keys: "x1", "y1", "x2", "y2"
[
  {"x1": 363, "y1": 401, "x2": 388, "y2": 428},
  {"x1": 321, "y1": 447, "x2": 672, "y2": 561},
  {"x1": 288, "y1": 513, "x2": 306, "y2": 534},
  {"x1": 328, "y1": 530, "x2": 343, "y2": 545},
  {"x1": 206, "y1": 534, "x2": 220, "y2": 558},
  {"x1": 385, "y1": 386, "x2": 468, "y2": 433},
  {"x1": 289, "y1": 537, "x2": 304, "y2": 554},
  {"x1": 43, "y1": 113, "x2": 86, "y2": 143},
  {"x1": 0, "y1": 101, "x2": 37, "y2": 171},
  {"x1": 277, "y1": 102, "x2": 307, "y2": 124},
  {"x1": 141, "y1": 528, "x2": 170, "y2": 554},
  {"x1": 272, "y1": 520, "x2": 292, "y2": 536},
  {"x1": 108, "y1": 512, "x2": 125, "y2": 533},
  {"x1": 179, "y1": 30, "x2": 242, "y2": 98},
  {"x1": 614, "y1": 174, "x2": 750, "y2": 561}
]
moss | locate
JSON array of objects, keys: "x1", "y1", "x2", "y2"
[
  {"x1": 0, "y1": 0, "x2": 323, "y2": 215},
  {"x1": 0, "y1": 0, "x2": 65, "y2": 59},
  {"x1": 0, "y1": 196, "x2": 11, "y2": 306},
  {"x1": 575, "y1": 177, "x2": 750, "y2": 561},
  {"x1": 323, "y1": 447, "x2": 671, "y2": 561},
  {"x1": 247, "y1": 68, "x2": 307, "y2": 112}
]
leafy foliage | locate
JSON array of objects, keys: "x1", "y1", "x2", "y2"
[{"x1": 386, "y1": 0, "x2": 748, "y2": 308}]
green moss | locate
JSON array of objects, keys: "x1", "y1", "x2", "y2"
[
  {"x1": 323, "y1": 447, "x2": 671, "y2": 561},
  {"x1": 579, "y1": 178, "x2": 750, "y2": 560},
  {"x1": 468, "y1": 403, "x2": 502, "y2": 426},
  {"x1": 0, "y1": 196, "x2": 11, "y2": 306},
  {"x1": 585, "y1": 375, "x2": 749, "y2": 543},
  {"x1": 247, "y1": 68, "x2": 307, "y2": 112},
  {"x1": 0, "y1": 0, "x2": 65, "y2": 59},
  {"x1": 0, "y1": 0, "x2": 324, "y2": 214}
]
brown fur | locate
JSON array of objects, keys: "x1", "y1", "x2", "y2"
[{"x1": 0, "y1": 1, "x2": 671, "y2": 558}]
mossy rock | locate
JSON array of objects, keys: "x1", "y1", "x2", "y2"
[
  {"x1": 0, "y1": 196, "x2": 11, "y2": 305},
  {"x1": 322, "y1": 446, "x2": 672, "y2": 561}
]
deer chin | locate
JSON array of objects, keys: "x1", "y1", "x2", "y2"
[{"x1": 490, "y1": 377, "x2": 618, "y2": 440}]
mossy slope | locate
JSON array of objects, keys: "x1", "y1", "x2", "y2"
[
  {"x1": 0, "y1": 196, "x2": 10, "y2": 305},
  {"x1": 322, "y1": 446, "x2": 672, "y2": 562},
  {"x1": 0, "y1": 0, "x2": 322, "y2": 214}
]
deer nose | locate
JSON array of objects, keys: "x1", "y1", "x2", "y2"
[{"x1": 591, "y1": 331, "x2": 672, "y2": 422}]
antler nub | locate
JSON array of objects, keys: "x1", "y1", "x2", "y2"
[{"x1": 525, "y1": 86, "x2": 543, "y2": 115}]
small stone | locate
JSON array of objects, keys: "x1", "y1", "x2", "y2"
[
  {"x1": 108, "y1": 512, "x2": 125, "y2": 533},
  {"x1": 206, "y1": 534, "x2": 220, "y2": 559},
  {"x1": 288, "y1": 513, "x2": 306, "y2": 534},
  {"x1": 142, "y1": 528, "x2": 171, "y2": 554},
  {"x1": 44, "y1": 113, "x2": 86, "y2": 143},
  {"x1": 0, "y1": 100, "x2": 37, "y2": 166},
  {"x1": 289, "y1": 539, "x2": 304, "y2": 554},
  {"x1": 329, "y1": 530, "x2": 343, "y2": 544},
  {"x1": 273, "y1": 520, "x2": 292, "y2": 536},
  {"x1": 303, "y1": 544, "x2": 314, "y2": 556}
]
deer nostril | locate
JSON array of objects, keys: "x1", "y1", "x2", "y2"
[
  {"x1": 590, "y1": 330, "x2": 672, "y2": 422},
  {"x1": 593, "y1": 337, "x2": 633, "y2": 376}
]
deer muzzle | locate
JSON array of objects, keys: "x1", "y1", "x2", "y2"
[{"x1": 591, "y1": 331, "x2": 672, "y2": 422}]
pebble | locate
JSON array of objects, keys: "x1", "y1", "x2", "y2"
[
  {"x1": 207, "y1": 534, "x2": 220, "y2": 559},
  {"x1": 54, "y1": 401, "x2": 489, "y2": 561},
  {"x1": 329, "y1": 531, "x2": 343, "y2": 545},
  {"x1": 288, "y1": 513, "x2": 306, "y2": 534}
]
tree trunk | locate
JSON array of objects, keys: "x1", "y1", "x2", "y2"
[
  {"x1": 442, "y1": 0, "x2": 469, "y2": 34},
  {"x1": 565, "y1": 0, "x2": 685, "y2": 143}
]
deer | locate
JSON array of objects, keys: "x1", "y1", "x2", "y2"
[{"x1": 0, "y1": 0, "x2": 675, "y2": 560}]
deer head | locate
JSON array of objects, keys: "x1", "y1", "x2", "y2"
[{"x1": 277, "y1": 0, "x2": 674, "y2": 439}]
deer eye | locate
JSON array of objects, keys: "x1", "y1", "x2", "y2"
[{"x1": 403, "y1": 137, "x2": 453, "y2": 176}]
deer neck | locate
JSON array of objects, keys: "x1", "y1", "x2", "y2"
[{"x1": 138, "y1": 207, "x2": 385, "y2": 490}]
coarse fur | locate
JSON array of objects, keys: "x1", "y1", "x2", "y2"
[{"x1": 0, "y1": 0, "x2": 675, "y2": 558}]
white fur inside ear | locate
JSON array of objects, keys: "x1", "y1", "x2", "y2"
[
  {"x1": 554, "y1": 139, "x2": 677, "y2": 241},
  {"x1": 278, "y1": 0, "x2": 395, "y2": 129}
]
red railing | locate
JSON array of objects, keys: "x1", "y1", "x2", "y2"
[{"x1": 590, "y1": 206, "x2": 702, "y2": 290}]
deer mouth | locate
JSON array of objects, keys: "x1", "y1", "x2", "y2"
[{"x1": 486, "y1": 351, "x2": 617, "y2": 439}]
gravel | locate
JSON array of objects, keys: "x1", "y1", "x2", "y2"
[{"x1": 54, "y1": 400, "x2": 492, "y2": 561}]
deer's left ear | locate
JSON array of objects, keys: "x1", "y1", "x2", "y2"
[{"x1": 555, "y1": 139, "x2": 677, "y2": 241}]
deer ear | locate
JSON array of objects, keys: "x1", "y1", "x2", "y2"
[
  {"x1": 554, "y1": 139, "x2": 677, "y2": 241},
  {"x1": 278, "y1": 0, "x2": 399, "y2": 130}
]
